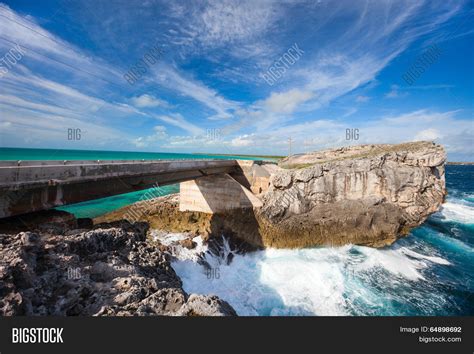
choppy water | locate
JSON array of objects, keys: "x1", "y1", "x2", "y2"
[{"x1": 162, "y1": 165, "x2": 474, "y2": 316}]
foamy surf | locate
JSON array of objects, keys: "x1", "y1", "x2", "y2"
[
  {"x1": 435, "y1": 201, "x2": 474, "y2": 224},
  {"x1": 155, "y1": 232, "x2": 452, "y2": 316}
]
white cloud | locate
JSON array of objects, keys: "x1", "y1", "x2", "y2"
[
  {"x1": 198, "y1": 0, "x2": 277, "y2": 45},
  {"x1": 153, "y1": 66, "x2": 239, "y2": 120},
  {"x1": 247, "y1": 0, "x2": 462, "y2": 122},
  {"x1": 342, "y1": 107, "x2": 358, "y2": 117},
  {"x1": 384, "y1": 109, "x2": 460, "y2": 124},
  {"x1": 362, "y1": 110, "x2": 472, "y2": 157},
  {"x1": 0, "y1": 4, "x2": 122, "y2": 84},
  {"x1": 263, "y1": 89, "x2": 313, "y2": 114},
  {"x1": 172, "y1": 0, "x2": 278, "y2": 48},
  {"x1": 385, "y1": 85, "x2": 401, "y2": 98},
  {"x1": 414, "y1": 128, "x2": 441, "y2": 141},
  {"x1": 153, "y1": 125, "x2": 167, "y2": 134},
  {"x1": 131, "y1": 94, "x2": 169, "y2": 108},
  {"x1": 231, "y1": 135, "x2": 254, "y2": 147},
  {"x1": 132, "y1": 125, "x2": 168, "y2": 148},
  {"x1": 153, "y1": 113, "x2": 204, "y2": 136},
  {"x1": 0, "y1": 105, "x2": 130, "y2": 148}
]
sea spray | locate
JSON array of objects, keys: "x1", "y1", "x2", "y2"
[{"x1": 154, "y1": 232, "x2": 453, "y2": 316}]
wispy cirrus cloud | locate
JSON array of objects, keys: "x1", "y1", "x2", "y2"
[
  {"x1": 0, "y1": 4, "x2": 122, "y2": 85},
  {"x1": 0, "y1": 4, "x2": 209, "y2": 147},
  {"x1": 152, "y1": 65, "x2": 240, "y2": 120}
]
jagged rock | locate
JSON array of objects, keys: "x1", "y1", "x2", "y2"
[
  {"x1": 177, "y1": 294, "x2": 237, "y2": 316},
  {"x1": 0, "y1": 221, "x2": 236, "y2": 316},
  {"x1": 0, "y1": 210, "x2": 77, "y2": 235},
  {"x1": 179, "y1": 238, "x2": 197, "y2": 249}
]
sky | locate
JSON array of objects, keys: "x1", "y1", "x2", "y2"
[{"x1": 0, "y1": 0, "x2": 472, "y2": 160}]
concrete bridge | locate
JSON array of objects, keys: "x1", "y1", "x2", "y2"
[{"x1": 0, "y1": 159, "x2": 273, "y2": 219}]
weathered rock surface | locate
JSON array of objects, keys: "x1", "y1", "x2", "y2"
[
  {"x1": 260, "y1": 141, "x2": 447, "y2": 247},
  {"x1": 0, "y1": 219, "x2": 236, "y2": 316},
  {"x1": 97, "y1": 142, "x2": 447, "y2": 248}
]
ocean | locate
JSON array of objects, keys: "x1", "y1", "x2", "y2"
[{"x1": 1, "y1": 147, "x2": 473, "y2": 316}]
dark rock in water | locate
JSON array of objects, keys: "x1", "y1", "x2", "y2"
[{"x1": 0, "y1": 221, "x2": 236, "y2": 316}]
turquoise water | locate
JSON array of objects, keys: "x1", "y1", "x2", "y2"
[
  {"x1": 0, "y1": 147, "x2": 263, "y2": 161},
  {"x1": 0, "y1": 147, "x2": 266, "y2": 218},
  {"x1": 56, "y1": 184, "x2": 180, "y2": 218}
]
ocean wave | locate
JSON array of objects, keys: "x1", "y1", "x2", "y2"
[
  {"x1": 434, "y1": 201, "x2": 474, "y2": 224},
  {"x1": 354, "y1": 246, "x2": 449, "y2": 281},
  {"x1": 419, "y1": 227, "x2": 474, "y2": 256},
  {"x1": 162, "y1": 233, "x2": 451, "y2": 316}
]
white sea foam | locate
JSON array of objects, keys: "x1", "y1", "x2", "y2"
[
  {"x1": 166, "y1": 235, "x2": 451, "y2": 316},
  {"x1": 436, "y1": 201, "x2": 474, "y2": 224},
  {"x1": 400, "y1": 247, "x2": 451, "y2": 265},
  {"x1": 355, "y1": 246, "x2": 450, "y2": 281},
  {"x1": 150, "y1": 230, "x2": 207, "y2": 262}
]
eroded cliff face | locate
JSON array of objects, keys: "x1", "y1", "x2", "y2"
[{"x1": 259, "y1": 141, "x2": 446, "y2": 247}]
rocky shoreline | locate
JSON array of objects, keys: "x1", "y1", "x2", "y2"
[{"x1": 0, "y1": 213, "x2": 236, "y2": 316}]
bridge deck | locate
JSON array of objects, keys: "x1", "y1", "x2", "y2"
[{"x1": 0, "y1": 159, "x2": 241, "y2": 218}]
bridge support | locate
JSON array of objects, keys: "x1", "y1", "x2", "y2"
[{"x1": 179, "y1": 174, "x2": 263, "y2": 214}]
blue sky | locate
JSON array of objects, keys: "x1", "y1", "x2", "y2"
[{"x1": 0, "y1": 0, "x2": 472, "y2": 160}]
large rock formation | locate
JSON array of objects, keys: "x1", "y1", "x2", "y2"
[
  {"x1": 259, "y1": 141, "x2": 446, "y2": 247},
  {"x1": 0, "y1": 218, "x2": 236, "y2": 316},
  {"x1": 97, "y1": 141, "x2": 446, "y2": 248}
]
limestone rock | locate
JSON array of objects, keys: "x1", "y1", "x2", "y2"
[
  {"x1": 0, "y1": 221, "x2": 236, "y2": 316},
  {"x1": 260, "y1": 141, "x2": 446, "y2": 247},
  {"x1": 177, "y1": 294, "x2": 237, "y2": 316}
]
